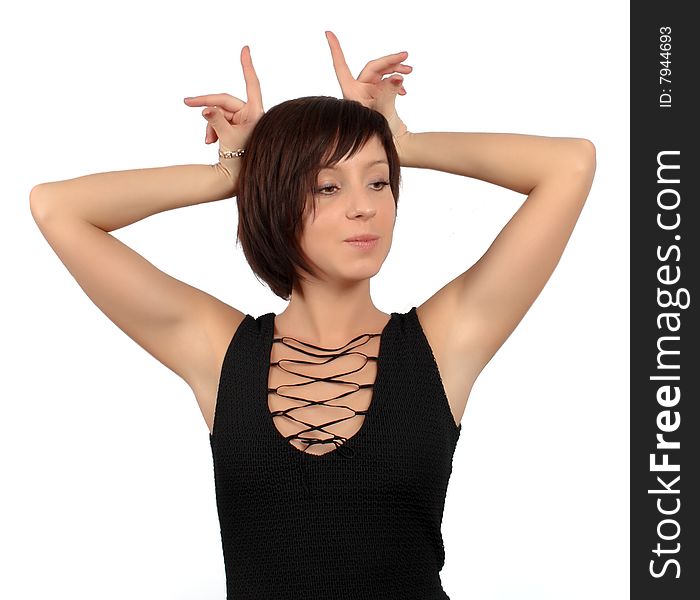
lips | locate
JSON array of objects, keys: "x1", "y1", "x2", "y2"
[{"x1": 344, "y1": 234, "x2": 380, "y2": 242}]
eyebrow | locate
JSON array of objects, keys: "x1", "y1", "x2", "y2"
[{"x1": 321, "y1": 159, "x2": 389, "y2": 171}]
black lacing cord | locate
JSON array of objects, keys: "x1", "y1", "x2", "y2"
[{"x1": 268, "y1": 332, "x2": 381, "y2": 459}]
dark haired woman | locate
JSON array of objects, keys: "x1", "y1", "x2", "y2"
[{"x1": 30, "y1": 30, "x2": 596, "y2": 600}]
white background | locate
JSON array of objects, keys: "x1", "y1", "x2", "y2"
[{"x1": 2, "y1": 1, "x2": 629, "y2": 598}]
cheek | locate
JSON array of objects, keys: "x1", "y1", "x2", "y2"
[
  {"x1": 381, "y1": 200, "x2": 397, "y2": 227},
  {"x1": 299, "y1": 222, "x2": 333, "y2": 257}
]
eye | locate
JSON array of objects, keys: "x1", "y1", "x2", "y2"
[
  {"x1": 315, "y1": 184, "x2": 339, "y2": 195},
  {"x1": 371, "y1": 181, "x2": 390, "y2": 191},
  {"x1": 314, "y1": 181, "x2": 390, "y2": 196}
]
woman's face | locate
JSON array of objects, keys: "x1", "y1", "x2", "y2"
[{"x1": 299, "y1": 135, "x2": 396, "y2": 286}]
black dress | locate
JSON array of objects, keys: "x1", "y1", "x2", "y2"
[{"x1": 209, "y1": 306, "x2": 462, "y2": 599}]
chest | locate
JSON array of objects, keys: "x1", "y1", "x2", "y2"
[
  {"x1": 199, "y1": 329, "x2": 473, "y2": 444},
  {"x1": 266, "y1": 330, "x2": 383, "y2": 456},
  {"x1": 201, "y1": 310, "x2": 477, "y2": 450}
]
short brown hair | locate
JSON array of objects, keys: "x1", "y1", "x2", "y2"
[{"x1": 235, "y1": 95, "x2": 402, "y2": 301}]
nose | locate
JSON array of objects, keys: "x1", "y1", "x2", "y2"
[
  {"x1": 348, "y1": 205, "x2": 376, "y2": 219},
  {"x1": 346, "y1": 191, "x2": 379, "y2": 219}
]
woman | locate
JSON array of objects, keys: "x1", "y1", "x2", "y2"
[{"x1": 30, "y1": 30, "x2": 596, "y2": 599}]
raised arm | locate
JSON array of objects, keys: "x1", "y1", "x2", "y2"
[
  {"x1": 323, "y1": 31, "x2": 596, "y2": 423},
  {"x1": 32, "y1": 162, "x2": 238, "y2": 230},
  {"x1": 406, "y1": 131, "x2": 596, "y2": 380},
  {"x1": 29, "y1": 45, "x2": 264, "y2": 433},
  {"x1": 29, "y1": 159, "x2": 247, "y2": 407}
]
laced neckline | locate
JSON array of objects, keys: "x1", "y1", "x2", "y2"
[{"x1": 266, "y1": 312, "x2": 394, "y2": 459}]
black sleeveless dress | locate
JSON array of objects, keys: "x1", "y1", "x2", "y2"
[{"x1": 209, "y1": 306, "x2": 462, "y2": 599}]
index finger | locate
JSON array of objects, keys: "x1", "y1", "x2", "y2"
[
  {"x1": 240, "y1": 45, "x2": 263, "y2": 110},
  {"x1": 324, "y1": 30, "x2": 355, "y2": 89}
]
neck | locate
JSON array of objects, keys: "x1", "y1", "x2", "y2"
[{"x1": 275, "y1": 279, "x2": 388, "y2": 346}]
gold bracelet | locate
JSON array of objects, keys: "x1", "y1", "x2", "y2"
[{"x1": 219, "y1": 148, "x2": 245, "y2": 159}]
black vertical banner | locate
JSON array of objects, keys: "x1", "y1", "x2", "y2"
[{"x1": 631, "y1": 4, "x2": 697, "y2": 599}]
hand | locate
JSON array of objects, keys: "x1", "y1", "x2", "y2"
[
  {"x1": 183, "y1": 45, "x2": 265, "y2": 167},
  {"x1": 324, "y1": 31, "x2": 413, "y2": 152}
]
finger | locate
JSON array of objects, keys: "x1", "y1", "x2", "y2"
[
  {"x1": 197, "y1": 103, "x2": 221, "y2": 144},
  {"x1": 324, "y1": 30, "x2": 356, "y2": 89},
  {"x1": 198, "y1": 105, "x2": 235, "y2": 121},
  {"x1": 202, "y1": 107, "x2": 229, "y2": 135},
  {"x1": 378, "y1": 75, "x2": 407, "y2": 98},
  {"x1": 184, "y1": 94, "x2": 245, "y2": 113},
  {"x1": 205, "y1": 122, "x2": 218, "y2": 144},
  {"x1": 240, "y1": 45, "x2": 264, "y2": 111},
  {"x1": 359, "y1": 54, "x2": 412, "y2": 82},
  {"x1": 389, "y1": 75, "x2": 406, "y2": 94},
  {"x1": 369, "y1": 52, "x2": 410, "y2": 69},
  {"x1": 394, "y1": 63, "x2": 413, "y2": 74}
]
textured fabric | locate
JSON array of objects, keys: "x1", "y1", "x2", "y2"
[{"x1": 209, "y1": 306, "x2": 462, "y2": 599}]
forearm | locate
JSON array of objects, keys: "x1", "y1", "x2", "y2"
[
  {"x1": 399, "y1": 131, "x2": 593, "y2": 195},
  {"x1": 32, "y1": 162, "x2": 237, "y2": 232}
]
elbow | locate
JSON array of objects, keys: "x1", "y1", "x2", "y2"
[
  {"x1": 29, "y1": 185, "x2": 43, "y2": 220},
  {"x1": 30, "y1": 184, "x2": 53, "y2": 224},
  {"x1": 572, "y1": 138, "x2": 597, "y2": 174},
  {"x1": 554, "y1": 138, "x2": 596, "y2": 183}
]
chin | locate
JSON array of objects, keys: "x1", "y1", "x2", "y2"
[{"x1": 340, "y1": 257, "x2": 388, "y2": 281}]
